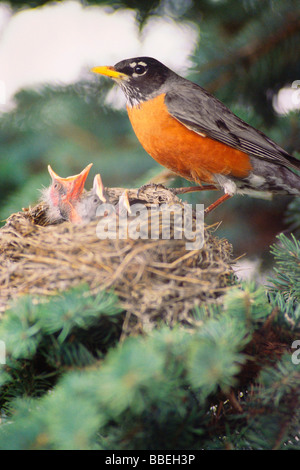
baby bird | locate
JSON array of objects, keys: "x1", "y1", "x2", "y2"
[
  {"x1": 72, "y1": 173, "x2": 107, "y2": 223},
  {"x1": 67, "y1": 173, "x2": 132, "y2": 223},
  {"x1": 41, "y1": 163, "x2": 93, "y2": 222}
]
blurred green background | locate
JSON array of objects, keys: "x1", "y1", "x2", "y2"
[{"x1": 0, "y1": 0, "x2": 299, "y2": 275}]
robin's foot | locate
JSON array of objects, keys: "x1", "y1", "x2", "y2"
[{"x1": 137, "y1": 183, "x2": 167, "y2": 198}]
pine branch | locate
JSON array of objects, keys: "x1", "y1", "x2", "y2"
[
  {"x1": 0, "y1": 284, "x2": 124, "y2": 408},
  {"x1": 202, "y1": 14, "x2": 300, "y2": 75},
  {"x1": 267, "y1": 233, "x2": 300, "y2": 330}
]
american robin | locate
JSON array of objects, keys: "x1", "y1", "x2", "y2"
[
  {"x1": 91, "y1": 57, "x2": 300, "y2": 214},
  {"x1": 73, "y1": 173, "x2": 108, "y2": 223},
  {"x1": 44, "y1": 164, "x2": 188, "y2": 224},
  {"x1": 71, "y1": 174, "x2": 132, "y2": 223},
  {"x1": 42, "y1": 163, "x2": 93, "y2": 222}
]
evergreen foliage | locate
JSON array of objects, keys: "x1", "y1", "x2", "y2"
[
  {"x1": 0, "y1": 286, "x2": 124, "y2": 405},
  {"x1": 268, "y1": 233, "x2": 300, "y2": 331}
]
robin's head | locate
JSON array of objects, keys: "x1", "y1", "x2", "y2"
[{"x1": 91, "y1": 57, "x2": 175, "y2": 106}]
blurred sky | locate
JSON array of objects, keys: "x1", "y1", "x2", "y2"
[
  {"x1": 0, "y1": 0, "x2": 298, "y2": 114},
  {"x1": 0, "y1": 0, "x2": 198, "y2": 111}
]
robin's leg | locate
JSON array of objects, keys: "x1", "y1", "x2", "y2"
[
  {"x1": 204, "y1": 193, "x2": 232, "y2": 215},
  {"x1": 172, "y1": 184, "x2": 218, "y2": 195},
  {"x1": 137, "y1": 183, "x2": 218, "y2": 198},
  {"x1": 146, "y1": 169, "x2": 219, "y2": 194}
]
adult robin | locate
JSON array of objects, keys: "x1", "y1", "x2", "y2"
[
  {"x1": 91, "y1": 57, "x2": 300, "y2": 214},
  {"x1": 41, "y1": 163, "x2": 93, "y2": 222}
]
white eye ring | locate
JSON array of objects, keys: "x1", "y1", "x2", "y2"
[{"x1": 132, "y1": 64, "x2": 147, "y2": 77}]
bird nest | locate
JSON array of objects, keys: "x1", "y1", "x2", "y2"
[{"x1": 0, "y1": 185, "x2": 234, "y2": 336}]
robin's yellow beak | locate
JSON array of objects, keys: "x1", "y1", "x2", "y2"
[{"x1": 91, "y1": 66, "x2": 128, "y2": 80}]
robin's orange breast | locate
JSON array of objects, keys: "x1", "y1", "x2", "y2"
[{"x1": 127, "y1": 93, "x2": 252, "y2": 185}]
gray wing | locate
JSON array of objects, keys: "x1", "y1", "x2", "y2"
[{"x1": 165, "y1": 81, "x2": 300, "y2": 171}]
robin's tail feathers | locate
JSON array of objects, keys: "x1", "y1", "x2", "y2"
[
  {"x1": 259, "y1": 166, "x2": 300, "y2": 195},
  {"x1": 278, "y1": 166, "x2": 300, "y2": 195},
  {"x1": 246, "y1": 157, "x2": 300, "y2": 195}
]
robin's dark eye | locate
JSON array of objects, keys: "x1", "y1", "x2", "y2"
[{"x1": 134, "y1": 64, "x2": 146, "y2": 75}]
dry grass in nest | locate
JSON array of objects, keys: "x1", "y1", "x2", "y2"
[{"x1": 0, "y1": 185, "x2": 234, "y2": 335}]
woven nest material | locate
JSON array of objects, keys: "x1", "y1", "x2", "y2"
[{"x1": 0, "y1": 185, "x2": 234, "y2": 335}]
